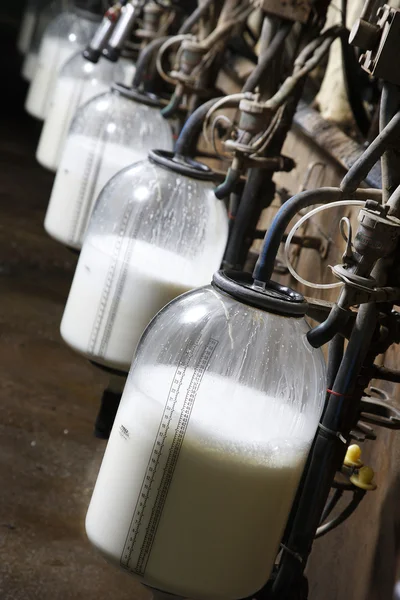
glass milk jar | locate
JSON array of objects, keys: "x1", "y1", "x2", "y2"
[
  {"x1": 25, "y1": 7, "x2": 100, "y2": 119},
  {"x1": 44, "y1": 86, "x2": 173, "y2": 250},
  {"x1": 21, "y1": 0, "x2": 71, "y2": 81},
  {"x1": 60, "y1": 153, "x2": 229, "y2": 372},
  {"x1": 85, "y1": 270, "x2": 326, "y2": 600},
  {"x1": 36, "y1": 51, "x2": 135, "y2": 171}
]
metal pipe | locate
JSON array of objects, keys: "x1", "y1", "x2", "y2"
[
  {"x1": 83, "y1": 8, "x2": 121, "y2": 63},
  {"x1": 103, "y1": 0, "x2": 141, "y2": 61}
]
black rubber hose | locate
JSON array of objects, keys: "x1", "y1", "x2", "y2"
[
  {"x1": 132, "y1": 35, "x2": 169, "y2": 89},
  {"x1": 253, "y1": 187, "x2": 343, "y2": 283},
  {"x1": 315, "y1": 491, "x2": 365, "y2": 538},
  {"x1": 174, "y1": 97, "x2": 223, "y2": 157},
  {"x1": 380, "y1": 82, "x2": 400, "y2": 205},
  {"x1": 307, "y1": 304, "x2": 350, "y2": 348},
  {"x1": 178, "y1": 0, "x2": 214, "y2": 34},
  {"x1": 341, "y1": 109, "x2": 400, "y2": 193},
  {"x1": 242, "y1": 21, "x2": 292, "y2": 93},
  {"x1": 223, "y1": 168, "x2": 275, "y2": 268},
  {"x1": 326, "y1": 334, "x2": 345, "y2": 391},
  {"x1": 271, "y1": 302, "x2": 377, "y2": 598},
  {"x1": 340, "y1": 28, "x2": 371, "y2": 137},
  {"x1": 319, "y1": 488, "x2": 343, "y2": 525}
]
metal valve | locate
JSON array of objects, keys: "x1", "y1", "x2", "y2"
[{"x1": 350, "y1": 4, "x2": 400, "y2": 86}]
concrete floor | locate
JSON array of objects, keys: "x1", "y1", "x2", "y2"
[{"x1": 0, "y1": 20, "x2": 149, "y2": 600}]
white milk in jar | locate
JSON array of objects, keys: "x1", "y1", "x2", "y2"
[
  {"x1": 17, "y1": 9, "x2": 37, "y2": 55},
  {"x1": 86, "y1": 365, "x2": 312, "y2": 600},
  {"x1": 36, "y1": 75, "x2": 112, "y2": 170},
  {"x1": 36, "y1": 57, "x2": 135, "y2": 171},
  {"x1": 22, "y1": 51, "x2": 39, "y2": 81},
  {"x1": 61, "y1": 236, "x2": 219, "y2": 371},
  {"x1": 25, "y1": 37, "x2": 78, "y2": 119},
  {"x1": 44, "y1": 135, "x2": 142, "y2": 248}
]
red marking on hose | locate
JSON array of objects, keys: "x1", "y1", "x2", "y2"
[{"x1": 327, "y1": 388, "x2": 353, "y2": 398}]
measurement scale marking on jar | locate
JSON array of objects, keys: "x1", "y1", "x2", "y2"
[
  {"x1": 57, "y1": 78, "x2": 87, "y2": 167},
  {"x1": 69, "y1": 112, "x2": 109, "y2": 245},
  {"x1": 121, "y1": 338, "x2": 219, "y2": 575},
  {"x1": 87, "y1": 200, "x2": 136, "y2": 357},
  {"x1": 98, "y1": 215, "x2": 144, "y2": 358}
]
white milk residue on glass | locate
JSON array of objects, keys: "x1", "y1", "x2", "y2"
[
  {"x1": 22, "y1": 51, "x2": 39, "y2": 81},
  {"x1": 25, "y1": 37, "x2": 78, "y2": 119},
  {"x1": 44, "y1": 93, "x2": 173, "y2": 250},
  {"x1": 86, "y1": 363, "x2": 313, "y2": 600},
  {"x1": 44, "y1": 135, "x2": 142, "y2": 248},
  {"x1": 17, "y1": 8, "x2": 37, "y2": 55},
  {"x1": 61, "y1": 236, "x2": 222, "y2": 372},
  {"x1": 36, "y1": 57, "x2": 134, "y2": 171}
]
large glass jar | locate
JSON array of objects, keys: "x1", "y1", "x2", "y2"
[
  {"x1": 17, "y1": 0, "x2": 48, "y2": 55},
  {"x1": 85, "y1": 271, "x2": 326, "y2": 600},
  {"x1": 60, "y1": 154, "x2": 229, "y2": 372},
  {"x1": 25, "y1": 8, "x2": 100, "y2": 119},
  {"x1": 36, "y1": 52, "x2": 136, "y2": 171},
  {"x1": 21, "y1": 0, "x2": 70, "y2": 81},
  {"x1": 44, "y1": 87, "x2": 173, "y2": 249}
]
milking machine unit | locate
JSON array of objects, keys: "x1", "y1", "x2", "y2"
[
  {"x1": 49, "y1": 0, "x2": 259, "y2": 440},
  {"x1": 21, "y1": 0, "x2": 400, "y2": 596},
  {"x1": 86, "y1": 1, "x2": 400, "y2": 599}
]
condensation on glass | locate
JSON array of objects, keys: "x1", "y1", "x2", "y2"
[
  {"x1": 85, "y1": 283, "x2": 326, "y2": 600},
  {"x1": 36, "y1": 51, "x2": 135, "y2": 171},
  {"x1": 25, "y1": 8, "x2": 99, "y2": 119},
  {"x1": 44, "y1": 89, "x2": 173, "y2": 249},
  {"x1": 60, "y1": 159, "x2": 229, "y2": 372}
]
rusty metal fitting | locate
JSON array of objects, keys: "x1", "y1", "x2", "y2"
[
  {"x1": 136, "y1": 1, "x2": 163, "y2": 40},
  {"x1": 351, "y1": 5, "x2": 400, "y2": 85},
  {"x1": 237, "y1": 99, "x2": 273, "y2": 135},
  {"x1": 250, "y1": 0, "x2": 313, "y2": 24},
  {"x1": 169, "y1": 40, "x2": 209, "y2": 86}
]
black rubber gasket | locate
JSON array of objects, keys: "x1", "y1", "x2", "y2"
[
  {"x1": 212, "y1": 270, "x2": 308, "y2": 317},
  {"x1": 111, "y1": 83, "x2": 165, "y2": 108},
  {"x1": 148, "y1": 149, "x2": 217, "y2": 181}
]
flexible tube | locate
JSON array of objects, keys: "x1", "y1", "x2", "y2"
[
  {"x1": 242, "y1": 20, "x2": 292, "y2": 93},
  {"x1": 284, "y1": 200, "x2": 365, "y2": 289}
]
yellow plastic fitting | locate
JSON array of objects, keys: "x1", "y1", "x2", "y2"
[
  {"x1": 350, "y1": 465, "x2": 377, "y2": 490},
  {"x1": 344, "y1": 444, "x2": 363, "y2": 468}
]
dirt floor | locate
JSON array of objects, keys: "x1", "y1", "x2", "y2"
[{"x1": 0, "y1": 17, "x2": 150, "y2": 600}]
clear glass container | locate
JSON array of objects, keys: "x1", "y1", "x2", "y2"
[
  {"x1": 59, "y1": 157, "x2": 229, "y2": 372},
  {"x1": 44, "y1": 89, "x2": 174, "y2": 249},
  {"x1": 17, "y1": 0, "x2": 47, "y2": 55},
  {"x1": 25, "y1": 8, "x2": 99, "y2": 119},
  {"x1": 21, "y1": 0, "x2": 71, "y2": 81},
  {"x1": 36, "y1": 52, "x2": 136, "y2": 171},
  {"x1": 85, "y1": 275, "x2": 326, "y2": 600}
]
